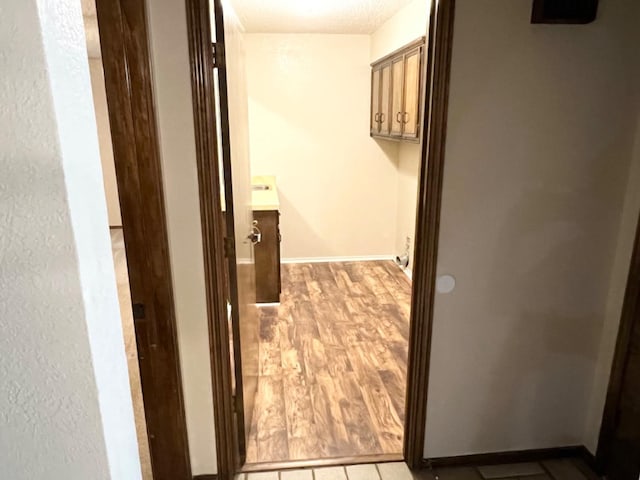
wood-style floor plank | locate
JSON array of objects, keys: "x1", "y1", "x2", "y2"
[
  {"x1": 253, "y1": 375, "x2": 289, "y2": 462},
  {"x1": 110, "y1": 230, "x2": 153, "y2": 480},
  {"x1": 246, "y1": 260, "x2": 411, "y2": 464}
]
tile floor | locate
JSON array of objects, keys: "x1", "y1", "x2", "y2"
[{"x1": 237, "y1": 458, "x2": 598, "y2": 480}]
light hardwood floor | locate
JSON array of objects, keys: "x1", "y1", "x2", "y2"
[
  {"x1": 246, "y1": 261, "x2": 412, "y2": 464},
  {"x1": 111, "y1": 229, "x2": 152, "y2": 480}
]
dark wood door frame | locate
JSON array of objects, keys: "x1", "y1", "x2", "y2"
[
  {"x1": 185, "y1": 0, "x2": 456, "y2": 477},
  {"x1": 596, "y1": 211, "x2": 640, "y2": 473},
  {"x1": 95, "y1": 0, "x2": 192, "y2": 478},
  {"x1": 184, "y1": 0, "x2": 239, "y2": 478},
  {"x1": 404, "y1": 0, "x2": 456, "y2": 468},
  {"x1": 211, "y1": 0, "x2": 252, "y2": 464}
]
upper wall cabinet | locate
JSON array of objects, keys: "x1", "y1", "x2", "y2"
[{"x1": 370, "y1": 38, "x2": 425, "y2": 142}]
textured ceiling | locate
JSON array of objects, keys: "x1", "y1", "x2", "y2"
[{"x1": 229, "y1": 0, "x2": 415, "y2": 34}]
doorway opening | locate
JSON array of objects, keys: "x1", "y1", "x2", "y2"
[
  {"x1": 187, "y1": 0, "x2": 456, "y2": 475},
  {"x1": 204, "y1": 0, "x2": 431, "y2": 470},
  {"x1": 80, "y1": 3, "x2": 152, "y2": 478}
]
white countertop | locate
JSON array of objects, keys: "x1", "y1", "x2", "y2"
[{"x1": 251, "y1": 175, "x2": 280, "y2": 211}]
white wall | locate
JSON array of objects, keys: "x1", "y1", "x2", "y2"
[
  {"x1": 370, "y1": 0, "x2": 430, "y2": 270},
  {"x1": 395, "y1": 144, "x2": 422, "y2": 270},
  {"x1": 425, "y1": 0, "x2": 640, "y2": 458},
  {"x1": 146, "y1": 0, "x2": 218, "y2": 474},
  {"x1": 245, "y1": 33, "x2": 399, "y2": 260},
  {"x1": 88, "y1": 59, "x2": 122, "y2": 227},
  {"x1": 0, "y1": 0, "x2": 140, "y2": 478},
  {"x1": 370, "y1": 0, "x2": 430, "y2": 61},
  {"x1": 243, "y1": 2, "x2": 430, "y2": 264}
]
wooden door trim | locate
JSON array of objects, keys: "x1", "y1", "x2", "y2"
[
  {"x1": 404, "y1": 0, "x2": 456, "y2": 468},
  {"x1": 184, "y1": 0, "x2": 239, "y2": 479},
  {"x1": 210, "y1": 0, "x2": 252, "y2": 463},
  {"x1": 95, "y1": 0, "x2": 192, "y2": 478},
  {"x1": 184, "y1": 0, "x2": 457, "y2": 476},
  {"x1": 596, "y1": 211, "x2": 640, "y2": 472}
]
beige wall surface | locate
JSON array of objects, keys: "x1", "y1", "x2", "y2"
[
  {"x1": 370, "y1": 0, "x2": 430, "y2": 271},
  {"x1": 370, "y1": 0, "x2": 430, "y2": 61},
  {"x1": 245, "y1": 33, "x2": 399, "y2": 261},
  {"x1": 88, "y1": 59, "x2": 122, "y2": 227},
  {"x1": 146, "y1": 0, "x2": 218, "y2": 474},
  {"x1": 425, "y1": 0, "x2": 640, "y2": 458},
  {"x1": 395, "y1": 143, "x2": 422, "y2": 272}
]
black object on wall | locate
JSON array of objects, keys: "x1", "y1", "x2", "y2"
[{"x1": 531, "y1": 0, "x2": 598, "y2": 24}]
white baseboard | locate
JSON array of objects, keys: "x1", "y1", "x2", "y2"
[
  {"x1": 402, "y1": 268, "x2": 413, "y2": 281},
  {"x1": 281, "y1": 255, "x2": 394, "y2": 264}
]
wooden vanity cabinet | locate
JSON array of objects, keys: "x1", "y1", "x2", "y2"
[
  {"x1": 253, "y1": 210, "x2": 281, "y2": 303},
  {"x1": 370, "y1": 37, "x2": 425, "y2": 142}
]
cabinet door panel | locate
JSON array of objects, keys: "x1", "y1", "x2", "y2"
[
  {"x1": 402, "y1": 47, "x2": 422, "y2": 139},
  {"x1": 390, "y1": 57, "x2": 405, "y2": 137},
  {"x1": 370, "y1": 67, "x2": 381, "y2": 134},
  {"x1": 380, "y1": 63, "x2": 392, "y2": 136},
  {"x1": 253, "y1": 210, "x2": 280, "y2": 303}
]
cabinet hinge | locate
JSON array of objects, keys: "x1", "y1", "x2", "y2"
[
  {"x1": 232, "y1": 394, "x2": 241, "y2": 413},
  {"x1": 223, "y1": 236, "x2": 235, "y2": 258},
  {"x1": 211, "y1": 42, "x2": 225, "y2": 69}
]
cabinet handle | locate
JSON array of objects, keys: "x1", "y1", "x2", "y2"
[
  {"x1": 247, "y1": 220, "x2": 262, "y2": 245},
  {"x1": 396, "y1": 112, "x2": 403, "y2": 123},
  {"x1": 374, "y1": 113, "x2": 380, "y2": 123},
  {"x1": 403, "y1": 112, "x2": 410, "y2": 124},
  {"x1": 379, "y1": 113, "x2": 385, "y2": 123}
]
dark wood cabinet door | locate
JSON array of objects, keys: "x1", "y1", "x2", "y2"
[
  {"x1": 371, "y1": 37, "x2": 425, "y2": 142},
  {"x1": 390, "y1": 56, "x2": 405, "y2": 137},
  {"x1": 370, "y1": 67, "x2": 381, "y2": 135},
  {"x1": 254, "y1": 210, "x2": 281, "y2": 303},
  {"x1": 402, "y1": 47, "x2": 423, "y2": 139},
  {"x1": 379, "y1": 62, "x2": 392, "y2": 136}
]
